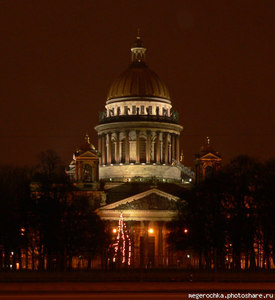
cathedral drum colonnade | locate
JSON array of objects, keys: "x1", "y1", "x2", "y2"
[{"x1": 95, "y1": 35, "x2": 183, "y2": 182}]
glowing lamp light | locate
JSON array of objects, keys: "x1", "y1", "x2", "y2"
[
  {"x1": 112, "y1": 228, "x2": 117, "y2": 234},
  {"x1": 148, "y1": 228, "x2": 154, "y2": 234},
  {"x1": 20, "y1": 227, "x2": 26, "y2": 236},
  {"x1": 184, "y1": 228, "x2": 188, "y2": 234},
  {"x1": 187, "y1": 254, "x2": 190, "y2": 258}
]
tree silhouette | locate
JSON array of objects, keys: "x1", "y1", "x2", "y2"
[{"x1": 169, "y1": 155, "x2": 275, "y2": 270}]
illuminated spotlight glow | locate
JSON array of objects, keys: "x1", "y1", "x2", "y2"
[
  {"x1": 184, "y1": 228, "x2": 188, "y2": 234},
  {"x1": 187, "y1": 254, "x2": 190, "y2": 258},
  {"x1": 112, "y1": 228, "x2": 117, "y2": 233},
  {"x1": 148, "y1": 228, "x2": 154, "y2": 234},
  {"x1": 189, "y1": 178, "x2": 192, "y2": 182}
]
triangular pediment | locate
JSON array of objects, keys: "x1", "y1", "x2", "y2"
[
  {"x1": 100, "y1": 188, "x2": 180, "y2": 211},
  {"x1": 77, "y1": 150, "x2": 99, "y2": 159},
  {"x1": 200, "y1": 152, "x2": 221, "y2": 160}
]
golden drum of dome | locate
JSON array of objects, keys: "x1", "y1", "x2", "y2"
[{"x1": 107, "y1": 64, "x2": 170, "y2": 101}]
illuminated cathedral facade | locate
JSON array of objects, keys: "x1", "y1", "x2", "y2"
[{"x1": 67, "y1": 35, "x2": 220, "y2": 268}]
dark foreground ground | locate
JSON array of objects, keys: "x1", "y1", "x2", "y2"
[
  {"x1": 0, "y1": 271, "x2": 274, "y2": 300},
  {"x1": 0, "y1": 282, "x2": 274, "y2": 300},
  {"x1": 1, "y1": 270, "x2": 275, "y2": 282}
]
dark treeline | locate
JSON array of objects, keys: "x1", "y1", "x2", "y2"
[
  {"x1": 1, "y1": 152, "x2": 274, "y2": 271},
  {"x1": 169, "y1": 155, "x2": 275, "y2": 271},
  {"x1": 0, "y1": 150, "x2": 107, "y2": 271}
]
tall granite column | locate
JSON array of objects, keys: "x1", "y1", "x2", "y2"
[
  {"x1": 164, "y1": 133, "x2": 169, "y2": 164},
  {"x1": 136, "y1": 130, "x2": 140, "y2": 163},
  {"x1": 107, "y1": 132, "x2": 112, "y2": 165},
  {"x1": 146, "y1": 131, "x2": 151, "y2": 163},
  {"x1": 98, "y1": 135, "x2": 102, "y2": 165},
  {"x1": 115, "y1": 132, "x2": 120, "y2": 163},
  {"x1": 176, "y1": 134, "x2": 180, "y2": 162},
  {"x1": 125, "y1": 131, "x2": 130, "y2": 163},
  {"x1": 156, "y1": 131, "x2": 160, "y2": 164},
  {"x1": 101, "y1": 134, "x2": 106, "y2": 165}
]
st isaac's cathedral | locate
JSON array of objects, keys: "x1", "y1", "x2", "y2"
[{"x1": 67, "y1": 35, "x2": 221, "y2": 268}]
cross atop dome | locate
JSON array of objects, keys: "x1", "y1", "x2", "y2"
[{"x1": 85, "y1": 132, "x2": 90, "y2": 144}]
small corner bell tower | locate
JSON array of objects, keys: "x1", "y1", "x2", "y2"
[
  {"x1": 194, "y1": 137, "x2": 222, "y2": 183},
  {"x1": 67, "y1": 134, "x2": 100, "y2": 189}
]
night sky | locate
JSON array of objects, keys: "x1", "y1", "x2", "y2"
[{"x1": 0, "y1": 0, "x2": 274, "y2": 168}]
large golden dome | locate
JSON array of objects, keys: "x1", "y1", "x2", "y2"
[{"x1": 107, "y1": 36, "x2": 170, "y2": 102}]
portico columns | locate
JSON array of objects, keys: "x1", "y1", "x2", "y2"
[{"x1": 157, "y1": 221, "x2": 164, "y2": 266}]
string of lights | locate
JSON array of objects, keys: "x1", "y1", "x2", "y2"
[{"x1": 112, "y1": 213, "x2": 131, "y2": 266}]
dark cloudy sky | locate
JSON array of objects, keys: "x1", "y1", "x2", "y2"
[{"x1": 0, "y1": 0, "x2": 274, "y2": 168}]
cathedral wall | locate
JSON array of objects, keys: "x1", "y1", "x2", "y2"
[{"x1": 99, "y1": 164, "x2": 181, "y2": 181}]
